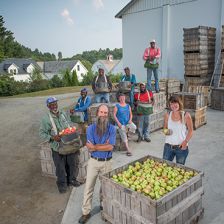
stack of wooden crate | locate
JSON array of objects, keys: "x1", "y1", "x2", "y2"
[
  {"x1": 173, "y1": 92, "x2": 207, "y2": 129},
  {"x1": 183, "y1": 26, "x2": 216, "y2": 88},
  {"x1": 159, "y1": 78, "x2": 181, "y2": 106},
  {"x1": 100, "y1": 155, "x2": 204, "y2": 224},
  {"x1": 219, "y1": 25, "x2": 224, "y2": 87},
  {"x1": 39, "y1": 143, "x2": 89, "y2": 183}
]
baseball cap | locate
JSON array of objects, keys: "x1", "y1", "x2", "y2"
[
  {"x1": 46, "y1": 97, "x2": 58, "y2": 105},
  {"x1": 81, "y1": 87, "x2": 88, "y2": 92},
  {"x1": 150, "y1": 39, "x2": 156, "y2": 43}
]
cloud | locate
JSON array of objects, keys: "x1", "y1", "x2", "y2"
[
  {"x1": 61, "y1": 9, "x2": 74, "y2": 25},
  {"x1": 93, "y1": 0, "x2": 104, "y2": 10}
]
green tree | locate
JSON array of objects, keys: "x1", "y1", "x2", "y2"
[
  {"x1": 63, "y1": 69, "x2": 71, "y2": 86},
  {"x1": 30, "y1": 67, "x2": 42, "y2": 81},
  {"x1": 49, "y1": 75, "x2": 64, "y2": 88},
  {"x1": 81, "y1": 60, "x2": 92, "y2": 72},
  {"x1": 71, "y1": 70, "x2": 79, "y2": 86},
  {"x1": 81, "y1": 71, "x2": 94, "y2": 86},
  {"x1": 58, "y1": 51, "x2": 62, "y2": 60}
]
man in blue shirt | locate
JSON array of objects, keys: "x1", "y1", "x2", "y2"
[
  {"x1": 121, "y1": 67, "x2": 137, "y2": 106},
  {"x1": 73, "y1": 88, "x2": 91, "y2": 122},
  {"x1": 79, "y1": 104, "x2": 116, "y2": 224}
]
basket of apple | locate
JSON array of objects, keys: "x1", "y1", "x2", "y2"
[
  {"x1": 59, "y1": 127, "x2": 79, "y2": 144},
  {"x1": 111, "y1": 158, "x2": 198, "y2": 200}
]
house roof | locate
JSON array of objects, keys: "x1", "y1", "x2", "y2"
[
  {"x1": 44, "y1": 60, "x2": 78, "y2": 73},
  {"x1": 0, "y1": 58, "x2": 40, "y2": 75},
  {"x1": 115, "y1": 0, "x2": 197, "y2": 18},
  {"x1": 98, "y1": 60, "x2": 120, "y2": 73}
]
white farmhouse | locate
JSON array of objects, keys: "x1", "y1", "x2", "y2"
[
  {"x1": 116, "y1": 0, "x2": 224, "y2": 82},
  {"x1": 0, "y1": 58, "x2": 40, "y2": 82},
  {"x1": 39, "y1": 60, "x2": 88, "y2": 81}
]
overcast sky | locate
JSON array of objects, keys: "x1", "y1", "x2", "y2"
[{"x1": 0, "y1": 0, "x2": 130, "y2": 58}]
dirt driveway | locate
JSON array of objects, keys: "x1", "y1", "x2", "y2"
[{"x1": 0, "y1": 93, "x2": 79, "y2": 224}]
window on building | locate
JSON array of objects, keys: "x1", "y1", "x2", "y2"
[
  {"x1": 14, "y1": 69, "x2": 17, "y2": 75},
  {"x1": 77, "y1": 65, "x2": 80, "y2": 71},
  {"x1": 10, "y1": 69, "x2": 13, "y2": 74}
]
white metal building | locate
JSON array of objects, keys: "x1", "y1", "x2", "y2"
[{"x1": 116, "y1": 0, "x2": 224, "y2": 82}]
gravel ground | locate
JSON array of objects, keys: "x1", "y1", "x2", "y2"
[{"x1": 0, "y1": 93, "x2": 79, "y2": 224}]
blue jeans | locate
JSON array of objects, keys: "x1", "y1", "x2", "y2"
[
  {"x1": 95, "y1": 93, "x2": 110, "y2": 103},
  {"x1": 129, "y1": 90, "x2": 134, "y2": 106},
  {"x1": 163, "y1": 143, "x2": 189, "y2": 165},
  {"x1": 147, "y1": 67, "x2": 159, "y2": 91},
  {"x1": 137, "y1": 115, "x2": 150, "y2": 139}
]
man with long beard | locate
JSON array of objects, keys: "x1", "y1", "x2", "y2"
[{"x1": 78, "y1": 104, "x2": 116, "y2": 224}]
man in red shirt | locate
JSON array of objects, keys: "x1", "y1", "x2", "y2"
[
  {"x1": 134, "y1": 83, "x2": 154, "y2": 143},
  {"x1": 143, "y1": 39, "x2": 161, "y2": 93}
]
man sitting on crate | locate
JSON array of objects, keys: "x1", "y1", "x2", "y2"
[
  {"x1": 92, "y1": 67, "x2": 112, "y2": 103},
  {"x1": 79, "y1": 104, "x2": 116, "y2": 224},
  {"x1": 70, "y1": 88, "x2": 91, "y2": 123},
  {"x1": 134, "y1": 83, "x2": 154, "y2": 143},
  {"x1": 39, "y1": 97, "x2": 81, "y2": 194},
  {"x1": 120, "y1": 66, "x2": 137, "y2": 106}
]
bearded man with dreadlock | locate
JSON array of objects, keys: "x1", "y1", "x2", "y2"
[{"x1": 78, "y1": 104, "x2": 116, "y2": 224}]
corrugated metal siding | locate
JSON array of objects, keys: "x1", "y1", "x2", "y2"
[{"x1": 120, "y1": 0, "x2": 197, "y2": 16}]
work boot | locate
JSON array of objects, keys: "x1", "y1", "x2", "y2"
[
  {"x1": 78, "y1": 214, "x2": 91, "y2": 224},
  {"x1": 58, "y1": 185, "x2": 67, "y2": 194},
  {"x1": 68, "y1": 179, "x2": 81, "y2": 187},
  {"x1": 137, "y1": 136, "x2": 142, "y2": 143},
  {"x1": 145, "y1": 137, "x2": 151, "y2": 142}
]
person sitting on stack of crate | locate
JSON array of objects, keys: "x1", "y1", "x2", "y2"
[
  {"x1": 113, "y1": 93, "x2": 136, "y2": 156},
  {"x1": 70, "y1": 88, "x2": 91, "y2": 123},
  {"x1": 118, "y1": 66, "x2": 137, "y2": 107},
  {"x1": 92, "y1": 66, "x2": 113, "y2": 103}
]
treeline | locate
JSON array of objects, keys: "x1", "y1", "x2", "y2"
[
  {"x1": 70, "y1": 48, "x2": 122, "y2": 64},
  {"x1": 0, "y1": 16, "x2": 56, "y2": 62}
]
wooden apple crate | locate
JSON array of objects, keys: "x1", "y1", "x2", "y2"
[
  {"x1": 187, "y1": 86, "x2": 211, "y2": 106},
  {"x1": 211, "y1": 87, "x2": 224, "y2": 111},
  {"x1": 153, "y1": 92, "x2": 166, "y2": 113},
  {"x1": 39, "y1": 143, "x2": 90, "y2": 183},
  {"x1": 173, "y1": 92, "x2": 205, "y2": 110},
  {"x1": 185, "y1": 106, "x2": 207, "y2": 130},
  {"x1": 100, "y1": 155, "x2": 204, "y2": 224},
  {"x1": 185, "y1": 76, "x2": 211, "y2": 88}
]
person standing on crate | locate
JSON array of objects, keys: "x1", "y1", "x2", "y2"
[
  {"x1": 92, "y1": 67, "x2": 113, "y2": 103},
  {"x1": 134, "y1": 83, "x2": 154, "y2": 143},
  {"x1": 78, "y1": 104, "x2": 116, "y2": 224},
  {"x1": 70, "y1": 88, "x2": 91, "y2": 122},
  {"x1": 120, "y1": 67, "x2": 137, "y2": 106},
  {"x1": 163, "y1": 95, "x2": 193, "y2": 165},
  {"x1": 113, "y1": 93, "x2": 137, "y2": 156},
  {"x1": 143, "y1": 39, "x2": 161, "y2": 93},
  {"x1": 39, "y1": 97, "x2": 81, "y2": 194}
]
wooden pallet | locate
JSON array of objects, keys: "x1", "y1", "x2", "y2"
[
  {"x1": 100, "y1": 155, "x2": 204, "y2": 224},
  {"x1": 211, "y1": 87, "x2": 224, "y2": 111},
  {"x1": 173, "y1": 92, "x2": 205, "y2": 110},
  {"x1": 187, "y1": 86, "x2": 211, "y2": 106},
  {"x1": 185, "y1": 76, "x2": 211, "y2": 87}
]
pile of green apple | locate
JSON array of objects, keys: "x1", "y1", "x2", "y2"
[{"x1": 111, "y1": 159, "x2": 198, "y2": 200}]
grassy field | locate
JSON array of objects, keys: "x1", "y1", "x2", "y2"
[{"x1": 4, "y1": 86, "x2": 91, "y2": 98}]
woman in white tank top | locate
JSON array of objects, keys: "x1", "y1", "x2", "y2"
[{"x1": 162, "y1": 96, "x2": 193, "y2": 165}]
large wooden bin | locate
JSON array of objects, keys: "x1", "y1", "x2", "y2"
[
  {"x1": 39, "y1": 143, "x2": 90, "y2": 183},
  {"x1": 100, "y1": 155, "x2": 204, "y2": 224},
  {"x1": 211, "y1": 87, "x2": 224, "y2": 111}
]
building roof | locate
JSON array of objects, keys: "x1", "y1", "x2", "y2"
[
  {"x1": 43, "y1": 60, "x2": 78, "y2": 73},
  {"x1": 0, "y1": 58, "x2": 40, "y2": 75},
  {"x1": 98, "y1": 60, "x2": 120, "y2": 73},
  {"x1": 115, "y1": 0, "x2": 197, "y2": 18}
]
